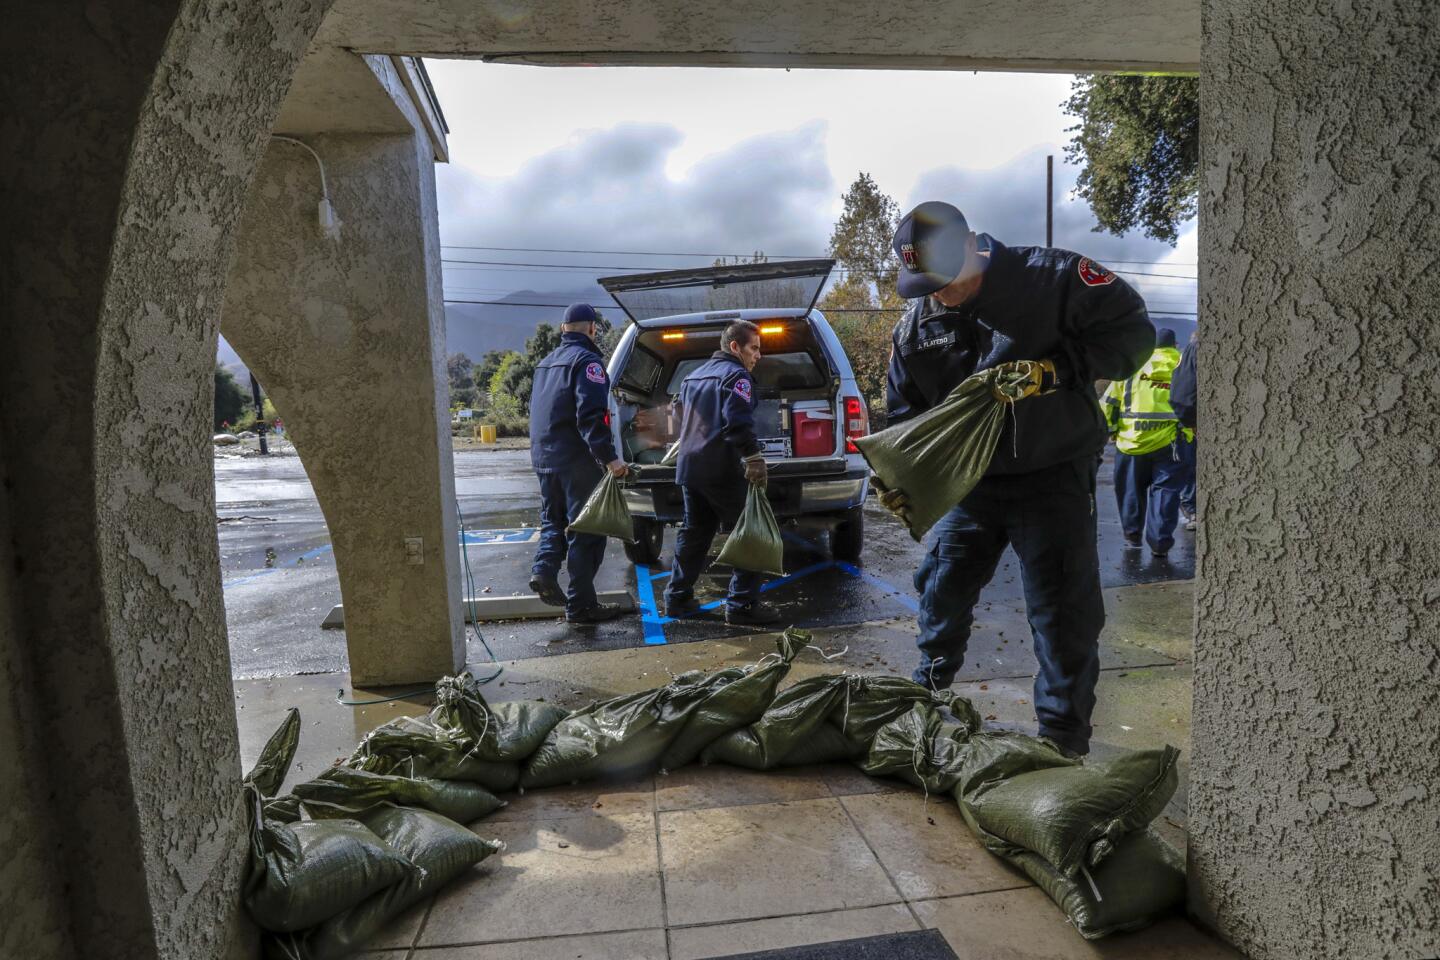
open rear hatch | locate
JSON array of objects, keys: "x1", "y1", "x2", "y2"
[{"x1": 599, "y1": 259, "x2": 834, "y2": 323}]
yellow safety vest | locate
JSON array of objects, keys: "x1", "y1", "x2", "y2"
[{"x1": 1103, "y1": 346, "x2": 1194, "y2": 455}]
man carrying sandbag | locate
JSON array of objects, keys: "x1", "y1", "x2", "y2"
[
  {"x1": 882, "y1": 201, "x2": 1154, "y2": 757},
  {"x1": 663, "y1": 320, "x2": 781, "y2": 626},
  {"x1": 528, "y1": 303, "x2": 630, "y2": 625}
]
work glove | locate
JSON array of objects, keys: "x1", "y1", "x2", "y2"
[
  {"x1": 606, "y1": 459, "x2": 629, "y2": 479},
  {"x1": 873, "y1": 477, "x2": 911, "y2": 523},
  {"x1": 990, "y1": 359, "x2": 1060, "y2": 403},
  {"x1": 743, "y1": 455, "x2": 768, "y2": 487}
]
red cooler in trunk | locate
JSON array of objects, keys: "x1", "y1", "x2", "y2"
[{"x1": 790, "y1": 401, "x2": 835, "y2": 458}]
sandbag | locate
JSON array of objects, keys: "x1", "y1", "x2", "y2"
[
  {"x1": 293, "y1": 767, "x2": 506, "y2": 824},
  {"x1": 272, "y1": 803, "x2": 503, "y2": 960},
  {"x1": 521, "y1": 631, "x2": 802, "y2": 788},
  {"x1": 429, "y1": 673, "x2": 569, "y2": 762},
  {"x1": 701, "y1": 675, "x2": 857, "y2": 769},
  {"x1": 853, "y1": 366, "x2": 1031, "y2": 540},
  {"x1": 243, "y1": 711, "x2": 415, "y2": 934},
  {"x1": 946, "y1": 731, "x2": 1081, "y2": 805},
  {"x1": 961, "y1": 746, "x2": 1180, "y2": 876},
  {"x1": 715, "y1": 483, "x2": 784, "y2": 576},
  {"x1": 347, "y1": 715, "x2": 520, "y2": 792},
  {"x1": 1012, "y1": 828, "x2": 1185, "y2": 939},
  {"x1": 567, "y1": 471, "x2": 635, "y2": 541},
  {"x1": 855, "y1": 700, "x2": 984, "y2": 795}
]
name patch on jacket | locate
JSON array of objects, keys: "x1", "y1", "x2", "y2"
[
  {"x1": 917, "y1": 332, "x2": 956, "y2": 351},
  {"x1": 584, "y1": 362, "x2": 606, "y2": 384},
  {"x1": 733, "y1": 378, "x2": 753, "y2": 401},
  {"x1": 1077, "y1": 258, "x2": 1116, "y2": 287}
]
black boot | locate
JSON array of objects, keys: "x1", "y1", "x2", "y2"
[
  {"x1": 725, "y1": 600, "x2": 781, "y2": 626},
  {"x1": 529, "y1": 573, "x2": 564, "y2": 607},
  {"x1": 566, "y1": 602, "x2": 629, "y2": 625}
]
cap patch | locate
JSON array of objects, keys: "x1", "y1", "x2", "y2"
[
  {"x1": 900, "y1": 243, "x2": 920, "y2": 272},
  {"x1": 1077, "y1": 257, "x2": 1116, "y2": 287},
  {"x1": 733, "y1": 378, "x2": 753, "y2": 401},
  {"x1": 584, "y1": 361, "x2": 607, "y2": 384}
]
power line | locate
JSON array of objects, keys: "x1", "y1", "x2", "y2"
[{"x1": 441, "y1": 296, "x2": 1197, "y2": 317}]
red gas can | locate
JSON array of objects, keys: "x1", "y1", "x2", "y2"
[{"x1": 790, "y1": 402, "x2": 835, "y2": 457}]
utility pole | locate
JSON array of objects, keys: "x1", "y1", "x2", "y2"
[
  {"x1": 1046, "y1": 154, "x2": 1054, "y2": 248},
  {"x1": 249, "y1": 372, "x2": 269, "y2": 455}
]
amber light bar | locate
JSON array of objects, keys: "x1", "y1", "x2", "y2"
[
  {"x1": 759, "y1": 324, "x2": 786, "y2": 335},
  {"x1": 661, "y1": 332, "x2": 685, "y2": 341}
]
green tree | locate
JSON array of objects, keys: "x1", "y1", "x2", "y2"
[
  {"x1": 820, "y1": 173, "x2": 906, "y2": 415},
  {"x1": 474, "y1": 350, "x2": 508, "y2": 405},
  {"x1": 213, "y1": 364, "x2": 247, "y2": 431},
  {"x1": 1063, "y1": 75, "x2": 1199, "y2": 244},
  {"x1": 447, "y1": 351, "x2": 476, "y2": 407}
]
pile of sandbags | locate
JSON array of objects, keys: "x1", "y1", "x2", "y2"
[{"x1": 242, "y1": 627, "x2": 1185, "y2": 953}]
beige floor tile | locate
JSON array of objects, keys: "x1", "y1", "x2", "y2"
[
  {"x1": 656, "y1": 763, "x2": 831, "y2": 811},
  {"x1": 819, "y1": 763, "x2": 913, "y2": 797},
  {"x1": 488, "y1": 777, "x2": 655, "y2": 823},
  {"x1": 412, "y1": 928, "x2": 667, "y2": 959},
  {"x1": 914, "y1": 888, "x2": 1241, "y2": 960},
  {"x1": 669, "y1": 904, "x2": 919, "y2": 960},
  {"x1": 840, "y1": 793, "x2": 1031, "y2": 900},
  {"x1": 419, "y1": 813, "x2": 663, "y2": 945},
  {"x1": 659, "y1": 797, "x2": 901, "y2": 926},
  {"x1": 363, "y1": 897, "x2": 429, "y2": 949}
]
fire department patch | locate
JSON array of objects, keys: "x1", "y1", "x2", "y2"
[
  {"x1": 1077, "y1": 257, "x2": 1116, "y2": 287},
  {"x1": 584, "y1": 361, "x2": 606, "y2": 384},
  {"x1": 900, "y1": 243, "x2": 919, "y2": 271},
  {"x1": 733, "y1": 377, "x2": 753, "y2": 401}
]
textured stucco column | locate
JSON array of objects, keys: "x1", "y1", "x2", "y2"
[
  {"x1": 0, "y1": 2, "x2": 327, "y2": 958},
  {"x1": 222, "y1": 131, "x2": 465, "y2": 686},
  {"x1": 1190, "y1": 4, "x2": 1440, "y2": 958}
]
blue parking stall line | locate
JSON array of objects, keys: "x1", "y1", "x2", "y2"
[
  {"x1": 834, "y1": 561, "x2": 920, "y2": 613},
  {"x1": 633, "y1": 564, "x2": 672, "y2": 645},
  {"x1": 758, "y1": 559, "x2": 836, "y2": 593}
]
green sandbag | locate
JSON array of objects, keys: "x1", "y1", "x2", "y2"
[
  {"x1": 853, "y1": 366, "x2": 1031, "y2": 540},
  {"x1": 347, "y1": 715, "x2": 520, "y2": 792},
  {"x1": 1011, "y1": 828, "x2": 1185, "y2": 939},
  {"x1": 659, "y1": 628, "x2": 807, "y2": 770},
  {"x1": 962, "y1": 746, "x2": 1180, "y2": 877},
  {"x1": 429, "y1": 673, "x2": 570, "y2": 762},
  {"x1": 521, "y1": 632, "x2": 800, "y2": 788},
  {"x1": 567, "y1": 471, "x2": 635, "y2": 541},
  {"x1": 273, "y1": 803, "x2": 503, "y2": 960},
  {"x1": 701, "y1": 675, "x2": 857, "y2": 769},
  {"x1": 293, "y1": 767, "x2": 506, "y2": 824},
  {"x1": 828, "y1": 675, "x2": 965, "y2": 752},
  {"x1": 946, "y1": 731, "x2": 1081, "y2": 805},
  {"x1": 243, "y1": 711, "x2": 416, "y2": 934},
  {"x1": 856, "y1": 700, "x2": 984, "y2": 794},
  {"x1": 715, "y1": 483, "x2": 784, "y2": 576}
]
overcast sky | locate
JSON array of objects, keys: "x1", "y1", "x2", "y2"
[{"x1": 427, "y1": 61, "x2": 1198, "y2": 322}]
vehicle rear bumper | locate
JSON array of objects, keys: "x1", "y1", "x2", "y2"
[{"x1": 624, "y1": 465, "x2": 868, "y2": 523}]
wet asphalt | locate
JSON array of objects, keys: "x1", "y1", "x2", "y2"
[{"x1": 217, "y1": 445, "x2": 1194, "y2": 680}]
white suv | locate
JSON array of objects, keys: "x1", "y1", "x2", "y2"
[{"x1": 600, "y1": 260, "x2": 871, "y2": 565}]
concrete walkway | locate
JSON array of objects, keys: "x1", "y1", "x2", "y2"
[{"x1": 233, "y1": 579, "x2": 1239, "y2": 958}]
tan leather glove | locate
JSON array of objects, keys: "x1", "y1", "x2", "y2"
[
  {"x1": 990, "y1": 359, "x2": 1060, "y2": 403},
  {"x1": 743, "y1": 455, "x2": 768, "y2": 487},
  {"x1": 874, "y1": 479, "x2": 911, "y2": 523}
]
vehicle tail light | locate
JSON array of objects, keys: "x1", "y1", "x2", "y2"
[{"x1": 843, "y1": 396, "x2": 869, "y2": 453}]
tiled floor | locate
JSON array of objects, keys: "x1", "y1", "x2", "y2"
[{"x1": 355, "y1": 764, "x2": 1239, "y2": 960}]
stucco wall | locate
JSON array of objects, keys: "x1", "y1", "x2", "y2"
[
  {"x1": 0, "y1": 1, "x2": 328, "y2": 957},
  {"x1": 1189, "y1": 2, "x2": 1440, "y2": 958},
  {"x1": 222, "y1": 95, "x2": 464, "y2": 685}
]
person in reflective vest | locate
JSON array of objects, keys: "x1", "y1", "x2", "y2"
[{"x1": 1102, "y1": 328, "x2": 1195, "y2": 557}]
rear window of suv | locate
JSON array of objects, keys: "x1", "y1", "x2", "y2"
[{"x1": 666, "y1": 351, "x2": 827, "y2": 395}]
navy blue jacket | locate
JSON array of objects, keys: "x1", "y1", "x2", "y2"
[
  {"x1": 674, "y1": 351, "x2": 762, "y2": 486},
  {"x1": 886, "y1": 235, "x2": 1155, "y2": 476},
  {"x1": 1170, "y1": 338, "x2": 1198, "y2": 431},
  {"x1": 529, "y1": 332, "x2": 618, "y2": 472}
]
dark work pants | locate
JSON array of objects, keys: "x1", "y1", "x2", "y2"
[
  {"x1": 912, "y1": 457, "x2": 1104, "y2": 755},
  {"x1": 531, "y1": 465, "x2": 606, "y2": 616},
  {"x1": 1113, "y1": 444, "x2": 1188, "y2": 554},
  {"x1": 1177, "y1": 434, "x2": 1197, "y2": 514},
  {"x1": 665, "y1": 480, "x2": 761, "y2": 610}
]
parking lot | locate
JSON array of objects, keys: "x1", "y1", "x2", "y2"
[{"x1": 218, "y1": 445, "x2": 1193, "y2": 679}]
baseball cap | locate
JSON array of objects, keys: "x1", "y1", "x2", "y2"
[
  {"x1": 1156, "y1": 327, "x2": 1177, "y2": 348},
  {"x1": 892, "y1": 201, "x2": 971, "y2": 299},
  {"x1": 563, "y1": 302, "x2": 598, "y2": 325}
]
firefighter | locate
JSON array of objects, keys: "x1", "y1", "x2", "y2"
[
  {"x1": 882, "y1": 201, "x2": 1154, "y2": 756},
  {"x1": 528, "y1": 303, "x2": 630, "y2": 624},
  {"x1": 1103, "y1": 328, "x2": 1194, "y2": 555},
  {"x1": 663, "y1": 320, "x2": 780, "y2": 626}
]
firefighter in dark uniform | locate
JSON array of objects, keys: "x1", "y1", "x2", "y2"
[
  {"x1": 528, "y1": 303, "x2": 630, "y2": 624},
  {"x1": 882, "y1": 202, "x2": 1154, "y2": 756},
  {"x1": 663, "y1": 320, "x2": 781, "y2": 626}
]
